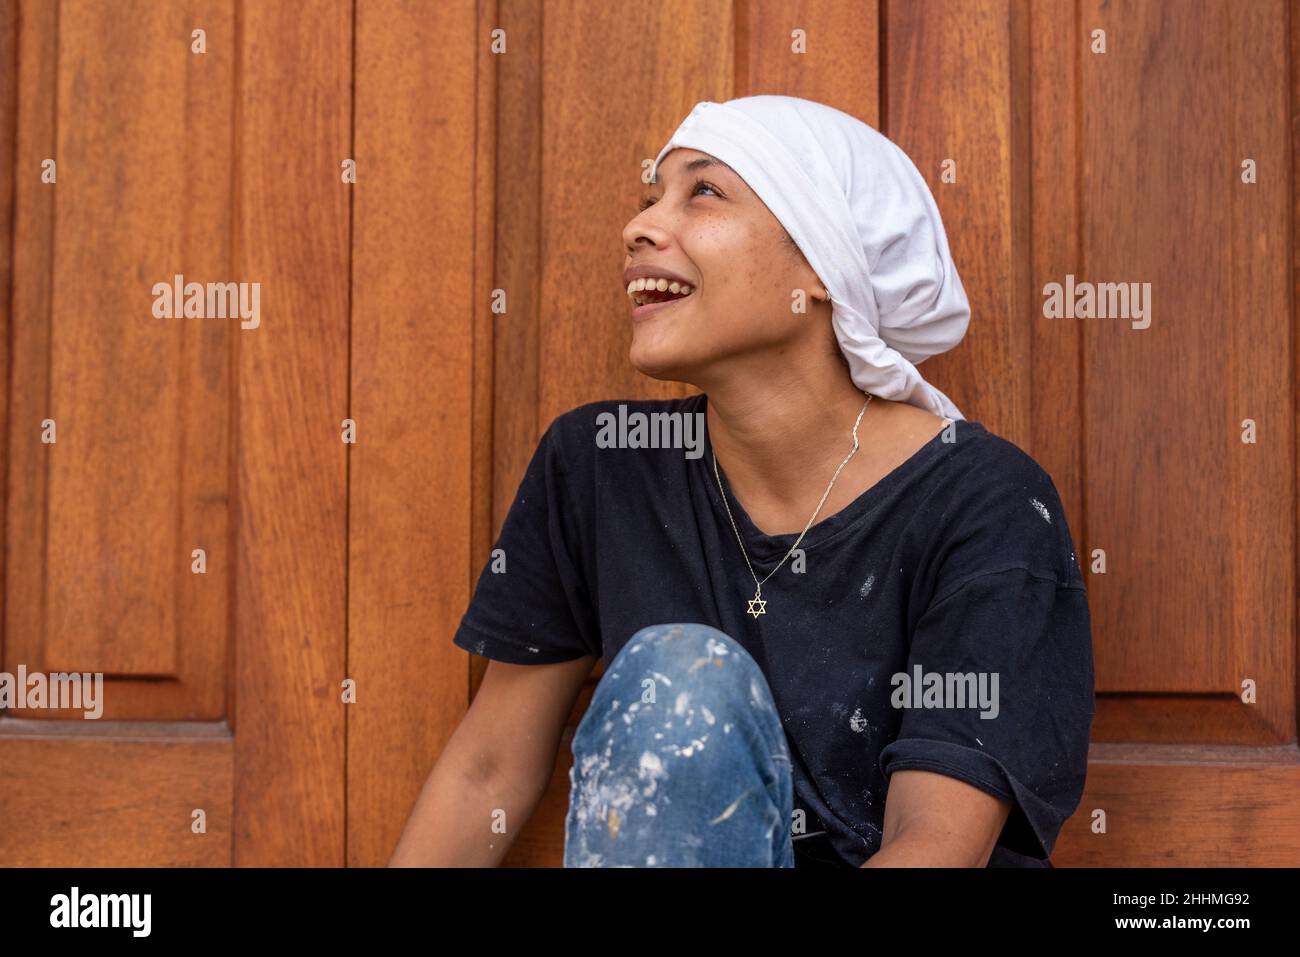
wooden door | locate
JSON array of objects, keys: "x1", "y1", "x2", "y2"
[{"x1": 0, "y1": 0, "x2": 481, "y2": 867}]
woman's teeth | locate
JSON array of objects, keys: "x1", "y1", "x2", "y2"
[{"x1": 626, "y1": 277, "x2": 695, "y2": 306}]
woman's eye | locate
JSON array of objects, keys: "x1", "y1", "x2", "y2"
[{"x1": 638, "y1": 179, "x2": 721, "y2": 212}]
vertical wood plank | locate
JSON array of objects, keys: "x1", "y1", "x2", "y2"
[
  {"x1": 234, "y1": 0, "x2": 351, "y2": 865},
  {"x1": 1226, "y1": 0, "x2": 1292, "y2": 743},
  {"x1": 5, "y1": 0, "x2": 58, "y2": 684},
  {"x1": 349, "y1": 0, "x2": 479, "y2": 866},
  {"x1": 737, "y1": 0, "x2": 877, "y2": 120},
  {"x1": 887, "y1": 0, "x2": 1025, "y2": 436},
  {"x1": 0, "y1": 0, "x2": 15, "y2": 676}
]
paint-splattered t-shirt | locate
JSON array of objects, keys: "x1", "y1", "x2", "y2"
[{"x1": 453, "y1": 393, "x2": 1095, "y2": 868}]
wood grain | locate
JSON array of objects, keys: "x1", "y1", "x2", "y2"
[
  {"x1": 349, "y1": 0, "x2": 479, "y2": 867},
  {"x1": 232, "y1": 0, "x2": 351, "y2": 866},
  {"x1": 0, "y1": 725, "x2": 233, "y2": 866}
]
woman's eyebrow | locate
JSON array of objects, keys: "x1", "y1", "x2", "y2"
[
  {"x1": 682, "y1": 156, "x2": 734, "y2": 175},
  {"x1": 652, "y1": 156, "x2": 737, "y2": 186}
]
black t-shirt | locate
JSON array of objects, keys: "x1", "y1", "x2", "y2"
[{"x1": 453, "y1": 393, "x2": 1095, "y2": 868}]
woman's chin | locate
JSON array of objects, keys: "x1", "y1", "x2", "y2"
[{"x1": 629, "y1": 337, "x2": 690, "y2": 381}]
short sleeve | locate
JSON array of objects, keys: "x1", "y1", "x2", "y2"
[
  {"x1": 878, "y1": 568, "x2": 1094, "y2": 860},
  {"x1": 452, "y1": 417, "x2": 601, "y2": 664},
  {"x1": 879, "y1": 443, "x2": 1095, "y2": 862}
]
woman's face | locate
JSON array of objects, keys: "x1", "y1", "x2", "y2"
[{"x1": 621, "y1": 147, "x2": 828, "y2": 385}]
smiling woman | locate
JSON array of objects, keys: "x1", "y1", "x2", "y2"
[{"x1": 419, "y1": 94, "x2": 1095, "y2": 871}]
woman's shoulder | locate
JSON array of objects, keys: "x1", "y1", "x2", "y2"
[
  {"x1": 922, "y1": 413, "x2": 1059, "y2": 495},
  {"x1": 916, "y1": 415, "x2": 1084, "y2": 587}
]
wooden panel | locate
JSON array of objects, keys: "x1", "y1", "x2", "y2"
[
  {"x1": 0, "y1": 0, "x2": 14, "y2": 679},
  {"x1": 48, "y1": 0, "x2": 185, "y2": 675},
  {"x1": 349, "y1": 0, "x2": 480, "y2": 867},
  {"x1": 0, "y1": 722, "x2": 233, "y2": 867},
  {"x1": 737, "y1": 0, "x2": 877, "y2": 118},
  {"x1": 1054, "y1": 745, "x2": 1300, "y2": 866},
  {"x1": 5, "y1": 0, "x2": 232, "y2": 721},
  {"x1": 1080, "y1": 0, "x2": 1292, "y2": 743},
  {"x1": 887, "y1": 0, "x2": 1026, "y2": 437},
  {"x1": 5, "y1": 0, "x2": 58, "y2": 703},
  {"x1": 233, "y1": 0, "x2": 351, "y2": 866}
]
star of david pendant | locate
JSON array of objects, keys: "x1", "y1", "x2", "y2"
[{"x1": 747, "y1": 593, "x2": 767, "y2": 618}]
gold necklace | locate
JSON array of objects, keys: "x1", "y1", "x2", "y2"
[{"x1": 712, "y1": 394, "x2": 872, "y2": 618}]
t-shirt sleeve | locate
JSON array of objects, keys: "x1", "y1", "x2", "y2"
[
  {"x1": 878, "y1": 442, "x2": 1095, "y2": 862},
  {"x1": 452, "y1": 415, "x2": 601, "y2": 664}
]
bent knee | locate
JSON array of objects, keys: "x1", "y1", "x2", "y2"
[
  {"x1": 604, "y1": 622, "x2": 769, "y2": 708},
  {"x1": 620, "y1": 623, "x2": 753, "y2": 670}
]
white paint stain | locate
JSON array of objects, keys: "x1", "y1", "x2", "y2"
[
  {"x1": 662, "y1": 734, "x2": 709, "y2": 758},
  {"x1": 674, "y1": 692, "x2": 690, "y2": 716},
  {"x1": 569, "y1": 749, "x2": 639, "y2": 840},
  {"x1": 638, "y1": 750, "x2": 667, "y2": 797},
  {"x1": 1030, "y1": 497, "x2": 1051, "y2": 523},
  {"x1": 700, "y1": 705, "x2": 716, "y2": 725},
  {"x1": 859, "y1": 573, "x2": 876, "y2": 598},
  {"x1": 849, "y1": 707, "x2": 869, "y2": 733}
]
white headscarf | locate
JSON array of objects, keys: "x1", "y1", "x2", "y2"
[{"x1": 651, "y1": 95, "x2": 969, "y2": 420}]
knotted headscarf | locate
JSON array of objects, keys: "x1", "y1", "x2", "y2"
[{"x1": 651, "y1": 95, "x2": 969, "y2": 420}]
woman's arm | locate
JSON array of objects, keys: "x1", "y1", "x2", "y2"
[
  {"x1": 861, "y1": 769, "x2": 1012, "y2": 867},
  {"x1": 389, "y1": 654, "x2": 598, "y2": 866}
]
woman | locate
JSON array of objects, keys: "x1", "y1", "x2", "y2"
[{"x1": 392, "y1": 95, "x2": 1094, "y2": 868}]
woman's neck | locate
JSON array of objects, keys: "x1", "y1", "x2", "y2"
[{"x1": 700, "y1": 361, "x2": 888, "y2": 534}]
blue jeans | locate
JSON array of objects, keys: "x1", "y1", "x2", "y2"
[{"x1": 563, "y1": 623, "x2": 796, "y2": 867}]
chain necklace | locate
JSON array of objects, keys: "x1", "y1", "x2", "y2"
[{"x1": 712, "y1": 394, "x2": 873, "y2": 618}]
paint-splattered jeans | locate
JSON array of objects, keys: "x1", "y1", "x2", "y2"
[{"x1": 563, "y1": 622, "x2": 796, "y2": 867}]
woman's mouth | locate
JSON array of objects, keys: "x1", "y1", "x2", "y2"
[{"x1": 626, "y1": 277, "x2": 695, "y2": 320}]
